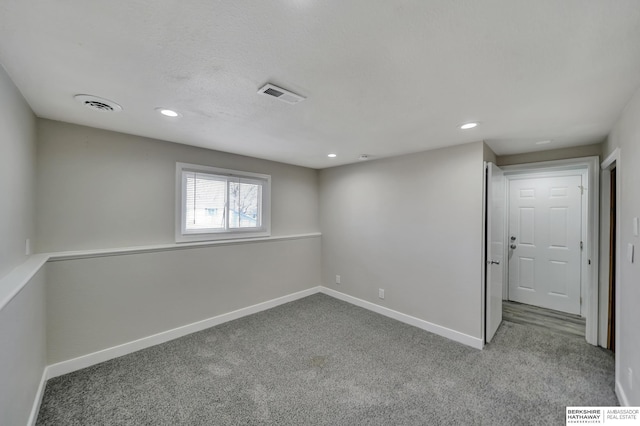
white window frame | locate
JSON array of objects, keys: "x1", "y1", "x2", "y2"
[{"x1": 175, "y1": 162, "x2": 271, "y2": 243}]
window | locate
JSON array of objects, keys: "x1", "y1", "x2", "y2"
[{"x1": 176, "y1": 163, "x2": 270, "y2": 242}]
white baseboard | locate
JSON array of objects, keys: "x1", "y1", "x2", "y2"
[
  {"x1": 47, "y1": 286, "x2": 321, "y2": 379},
  {"x1": 27, "y1": 368, "x2": 48, "y2": 426},
  {"x1": 320, "y1": 287, "x2": 483, "y2": 350},
  {"x1": 33, "y1": 285, "x2": 483, "y2": 423},
  {"x1": 616, "y1": 380, "x2": 630, "y2": 406},
  {"x1": 46, "y1": 285, "x2": 483, "y2": 381}
]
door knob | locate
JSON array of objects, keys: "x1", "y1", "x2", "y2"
[
  {"x1": 510, "y1": 244, "x2": 517, "y2": 249},
  {"x1": 488, "y1": 260, "x2": 500, "y2": 265},
  {"x1": 510, "y1": 236, "x2": 516, "y2": 241}
]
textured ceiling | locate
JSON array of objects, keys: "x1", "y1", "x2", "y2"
[{"x1": 1, "y1": 1, "x2": 640, "y2": 168}]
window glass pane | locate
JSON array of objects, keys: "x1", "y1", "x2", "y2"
[
  {"x1": 177, "y1": 163, "x2": 269, "y2": 241},
  {"x1": 184, "y1": 172, "x2": 226, "y2": 230},
  {"x1": 229, "y1": 180, "x2": 261, "y2": 229}
]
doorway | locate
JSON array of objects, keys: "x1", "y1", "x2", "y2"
[{"x1": 498, "y1": 157, "x2": 600, "y2": 345}]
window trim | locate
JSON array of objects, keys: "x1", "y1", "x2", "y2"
[{"x1": 175, "y1": 162, "x2": 271, "y2": 243}]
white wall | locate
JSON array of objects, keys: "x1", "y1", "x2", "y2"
[
  {"x1": 483, "y1": 142, "x2": 497, "y2": 164},
  {"x1": 0, "y1": 65, "x2": 36, "y2": 278},
  {"x1": 0, "y1": 65, "x2": 45, "y2": 426},
  {"x1": 36, "y1": 119, "x2": 319, "y2": 252},
  {"x1": 36, "y1": 120, "x2": 322, "y2": 364},
  {"x1": 0, "y1": 267, "x2": 46, "y2": 426},
  {"x1": 603, "y1": 87, "x2": 640, "y2": 406},
  {"x1": 319, "y1": 142, "x2": 485, "y2": 340},
  {"x1": 497, "y1": 143, "x2": 602, "y2": 167},
  {"x1": 47, "y1": 238, "x2": 320, "y2": 364}
]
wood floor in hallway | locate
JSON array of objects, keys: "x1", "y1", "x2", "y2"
[{"x1": 502, "y1": 300, "x2": 586, "y2": 338}]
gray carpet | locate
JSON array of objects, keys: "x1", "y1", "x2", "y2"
[{"x1": 36, "y1": 293, "x2": 617, "y2": 425}]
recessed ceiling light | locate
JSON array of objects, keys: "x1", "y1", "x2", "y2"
[
  {"x1": 535, "y1": 140, "x2": 552, "y2": 145},
  {"x1": 156, "y1": 108, "x2": 181, "y2": 117},
  {"x1": 327, "y1": 154, "x2": 337, "y2": 158},
  {"x1": 460, "y1": 122, "x2": 479, "y2": 130}
]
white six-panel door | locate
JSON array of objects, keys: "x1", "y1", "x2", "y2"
[{"x1": 508, "y1": 175, "x2": 582, "y2": 314}]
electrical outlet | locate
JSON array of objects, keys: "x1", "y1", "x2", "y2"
[
  {"x1": 335, "y1": 275, "x2": 341, "y2": 284},
  {"x1": 378, "y1": 288, "x2": 385, "y2": 299},
  {"x1": 629, "y1": 368, "x2": 634, "y2": 390}
]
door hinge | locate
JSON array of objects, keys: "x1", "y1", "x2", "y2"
[
  {"x1": 580, "y1": 297, "x2": 582, "y2": 306},
  {"x1": 579, "y1": 185, "x2": 585, "y2": 195},
  {"x1": 580, "y1": 241, "x2": 583, "y2": 250}
]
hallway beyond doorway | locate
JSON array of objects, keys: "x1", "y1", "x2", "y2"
[{"x1": 503, "y1": 300, "x2": 586, "y2": 338}]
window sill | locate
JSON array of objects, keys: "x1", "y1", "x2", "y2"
[{"x1": 176, "y1": 229, "x2": 270, "y2": 243}]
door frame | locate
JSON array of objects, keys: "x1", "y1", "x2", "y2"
[
  {"x1": 481, "y1": 162, "x2": 488, "y2": 346},
  {"x1": 600, "y1": 148, "x2": 621, "y2": 391},
  {"x1": 500, "y1": 156, "x2": 599, "y2": 345}
]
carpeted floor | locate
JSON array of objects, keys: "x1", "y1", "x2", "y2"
[{"x1": 36, "y1": 293, "x2": 617, "y2": 425}]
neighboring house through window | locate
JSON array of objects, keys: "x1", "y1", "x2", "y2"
[{"x1": 176, "y1": 162, "x2": 271, "y2": 242}]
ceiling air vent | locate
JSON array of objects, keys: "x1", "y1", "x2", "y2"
[
  {"x1": 74, "y1": 94, "x2": 123, "y2": 112},
  {"x1": 258, "y1": 83, "x2": 305, "y2": 104}
]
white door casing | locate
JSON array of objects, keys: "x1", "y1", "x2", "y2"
[
  {"x1": 508, "y1": 175, "x2": 582, "y2": 315},
  {"x1": 486, "y1": 163, "x2": 505, "y2": 343}
]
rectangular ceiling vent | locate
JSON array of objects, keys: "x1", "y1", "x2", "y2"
[{"x1": 258, "y1": 83, "x2": 306, "y2": 104}]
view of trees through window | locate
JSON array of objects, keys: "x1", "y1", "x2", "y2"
[
  {"x1": 184, "y1": 172, "x2": 260, "y2": 231},
  {"x1": 229, "y1": 181, "x2": 260, "y2": 228}
]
